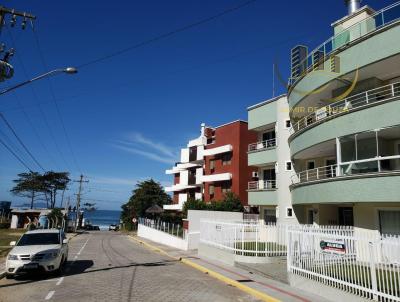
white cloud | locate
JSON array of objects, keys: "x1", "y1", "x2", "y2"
[{"x1": 112, "y1": 132, "x2": 179, "y2": 164}]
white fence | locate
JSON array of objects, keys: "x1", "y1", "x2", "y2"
[
  {"x1": 138, "y1": 218, "x2": 185, "y2": 239},
  {"x1": 200, "y1": 220, "x2": 287, "y2": 257},
  {"x1": 287, "y1": 225, "x2": 400, "y2": 302}
]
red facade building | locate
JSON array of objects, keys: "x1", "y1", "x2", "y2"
[{"x1": 164, "y1": 120, "x2": 257, "y2": 210}]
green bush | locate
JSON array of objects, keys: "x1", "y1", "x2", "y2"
[
  {"x1": 183, "y1": 192, "x2": 244, "y2": 217},
  {"x1": 0, "y1": 222, "x2": 10, "y2": 229}
]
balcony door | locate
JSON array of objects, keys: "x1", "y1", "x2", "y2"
[
  {"x1": 263, "y1": 168, "x2": 276, "y2": 189},
  {"x1": 262, "y1": 130, "x2": 276, "y2": 148}
]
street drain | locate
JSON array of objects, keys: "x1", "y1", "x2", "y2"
[{"x1": 236, "y1": 279, "x2": 254, "y2": 283}]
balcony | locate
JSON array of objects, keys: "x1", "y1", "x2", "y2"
[
  {"x1": 292, "y1": 156, "x2": 400, "y2": 186},
  {"x1": 248, "y1": 138, "x2": 277, "y2": 152},
  {"x1": 290, "y1": 82, "x2": 400, "y2": 137},
  {"x1": 248, "y1": 180, "x2": 277, "y2": 191},
  {"x1": 289, "y1": 2, "x2": 400, "y2": 88},
  {"x1": 165, "y1": 184, "x2": 197, "y2": 192},
  {"x1": 203, "y1": 144, "x2": 232, "y2": 157},
  {"x1": 248, "y1": 139, "x2": 277, "y2": 166},
  {"x1": 201, "y1": 173, "x2": 232, "y2": 183}
]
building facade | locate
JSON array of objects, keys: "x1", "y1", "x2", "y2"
[
  {"x1": 247, "y1": 95, "x2": 297, "y2": 224},
  {"x1": 164, "y1": 121, "x2": 257, "y2": 211},
  {"x1": 287, "y1": 2, "x2": 400, "y2": 234}
]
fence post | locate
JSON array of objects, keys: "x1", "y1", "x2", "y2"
[
  {"x1": 368, "y1": 242, "x2": 379, "y2": 301},
  {"x1": 287, "y1": 229, "x2": 292, "y2": 272},
  {"x1": 256, "y1": 225, "x2": 258, "y2": 257},
  {"x1": 241, "y1": 224, "x2": 245, "y2": 256}
]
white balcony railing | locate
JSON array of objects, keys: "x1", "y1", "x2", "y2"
[
  {"x1": 292, "y1": 155, "x2": 400, "y2": 185},
  {"x1": 289, "y1": 2, "x2": 400, "y2": 87},
  {"x1": 290, "y1": 81, "x2": 400, "y2": 135},
  {"x1": 248, "y1": 138, "x2": 276, "y2": 152},
  {"x1": 248, "y1": 180, "x2": 277, "y2": 191}
]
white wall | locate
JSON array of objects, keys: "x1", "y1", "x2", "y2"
[
  {"x1": 138, "y1": 224, "x2": 188, "y2": 250},
  {"x1": 276, "y1": 96, "x2": 298, "y2": 224},
  {"x1": 187, "y1": 210, "x2": 243, "y2": 233}
]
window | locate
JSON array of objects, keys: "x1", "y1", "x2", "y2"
[
  {"x1": 286, "y1": 207, "x2": 294, "y2": 218},
  {"x1": 285, "y1": 161, "x2": 292, "y2": 171},
  {"x1": 307, "y1": 160, "x2": 315, "y2": 170},
  {"x1": 221, "y1": 181, "x2": 232, "y2": 193},
  {"x1": 222, "y1": 153, "x2": 232, "y2": 166},
  {"x1": 285, "y1": 119, "x2": 291, "y2": 128},
  {"x1": 264, "y1": 209, "x2": 276, "y2": 224},
  {"x1": 209, "y1": 159, "x2": 215, "y2": 171},
  {"x1": 379, "y1": 210, "x2": 400, "y2": 235},
  {"x1": 209, "y1": 185, "x2": 215, "y2": 200}
]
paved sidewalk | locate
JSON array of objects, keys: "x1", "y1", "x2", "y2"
[{"x1": 132, "y1": 236, "x2": 331, "y2": 302}]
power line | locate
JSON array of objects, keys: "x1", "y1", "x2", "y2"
[
  {"x1": 31, "y1": 25, "x2": 82, "y2": 174},
  {"x1": 0, "y1": 112, "x2": 45, "y2": 171},
  {"x1": 5, "y1": 24, "x2": 68, "y2": 171},
  {"x1": 77, "y1": 0, "x2": 258, "y2": 69},
  {"x1": 0, "y1": 135, "x2": 33, "y2": 171}
]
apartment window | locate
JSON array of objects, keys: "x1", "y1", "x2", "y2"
[
  {"x1": 285, "y1": 120, "x2": 291, "y2": 129},
  {"x1": 209, "y1": 185, "x2": 215, "y2": 200},
  {"x1": 286, "y1": 207, "x2": 294, "y2": 218},
  {"x1": 221, "y1": 181, "x2": 232, "y2": 193},
  {"x1": 209, "y1": 159, "x2": 215, "y2": 172},
  {"x1": 379, "y1": 210, "x2": 400, "y2": 235},
  {"x1": 222, "y1": 152, "x2": 232, "y2": 166},
  {"x1": 264, "y1": 209, "x2": 276, "y2": 224},
  {"x1": 307, "y1": 160, "x2": 315, "y2": 170},
  {"x1": 285, "y1": 161, "x2": 293, "y2": 171}
]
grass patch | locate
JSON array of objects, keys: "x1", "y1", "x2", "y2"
[
  {"x1": 0, "y1": 228, "x2": 25, "y2": 258},
  {"x1": 235, "y1": 241, "x2": 286, "y2": 257}
]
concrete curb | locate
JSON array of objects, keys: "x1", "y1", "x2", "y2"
[
  {"x1": 129, "y1": 235, "x2": 280, "y2": 302},
  {"x1": 0, "y1": 231, "x2": 81, "y2": 280}
]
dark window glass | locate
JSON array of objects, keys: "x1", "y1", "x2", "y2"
[{"x1": 17, "y1": 233, "x2": 60, "y2": 246}]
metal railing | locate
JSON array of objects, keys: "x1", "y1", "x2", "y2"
[
  {"x1": 200, "y1": 220, "x2": 288, "y2": 257},
  {"x1": 248, "y1": 180, "x2": 277, "y2": 190},
  {"x1": 288, "y1": 225, "x2": 400, "y2": 302},
  {"x1": 138, "y1": 217, "x2": 185, "y2": 239},
  {"x1": 248, "y1": 138, "x2": 276, "y2": 152},
  {"x1": 289, "y1": 2, "x2": 400, "y2": 87},
  {"x1": 292, "y1": 155, "x2": 400, "y2": 184},
  {"x1": 290, "y1": 82, "x2": 400, "y2": 135}
]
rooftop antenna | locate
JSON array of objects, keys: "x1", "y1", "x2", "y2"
[{"x1": 345, "y1": 0, "x2": 361, "y2": 15}]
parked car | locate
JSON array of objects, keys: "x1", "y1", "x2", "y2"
[
  {"x1": 5, "y1": 229, "x2": 69, "y2": 279},
  {"x1": 109, "y1": 224, "x2": 119, "y2": 231}
]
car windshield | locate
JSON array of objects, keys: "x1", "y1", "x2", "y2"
[{"x1": 17, "y1": 233, "x2": 60, "y2": 246}]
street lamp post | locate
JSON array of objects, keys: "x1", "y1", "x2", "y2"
[{"x1": 0, "y1": 67, "x2": 78, "y2": 96}]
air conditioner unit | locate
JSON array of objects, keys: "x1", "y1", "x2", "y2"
[{"x1": 252, "y1": 171, "x2": 259, "y2": 178}]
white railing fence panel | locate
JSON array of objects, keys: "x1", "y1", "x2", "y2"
[
  {"x1": 287, "y1": 225, "x2": 400, "y2": 302},
  {"x1": 138, "y1": 217, "x2": 185, "y2": 239}
]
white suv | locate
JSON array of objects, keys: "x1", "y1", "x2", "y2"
[{"x1": 6, "y1": 229, "x2": 69, "y2": 278}]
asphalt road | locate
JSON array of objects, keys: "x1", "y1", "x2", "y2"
[{"x1": 0, "y1": 231, "x2": 259, "y2": 302}]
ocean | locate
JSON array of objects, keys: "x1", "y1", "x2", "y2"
[{"x1": 83, "y1": 210, "x2": 121, "y2": 230}]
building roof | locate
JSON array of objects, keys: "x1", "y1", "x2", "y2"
[{"x1": 247, "y1": 94, "x2": 287, "y2": 111}]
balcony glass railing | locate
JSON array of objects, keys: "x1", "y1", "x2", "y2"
[
  {"x1": 248, "y1": 138, "x2": 277, "y2": 152},
  {"x1": 292, "y1": 156, "x2": 400, "y2": 185},
  {"x1": 290, "y1": 82, "x2": 400, "y2": 135},
  {"x1": 289, "y1": 2, "x2": 400, "y2": 87},
  {"x1": 248, "y1": 180, "x2": 277, "y2": 191}
]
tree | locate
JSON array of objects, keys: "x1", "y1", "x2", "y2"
[
  {"x1": 83, "y1": 202, "x2": 96, "y2": 212},
  {"x1": 121, "y1": 179, "x2": 172, "y2": 224},
  {"x1": 47, "y1": 208, "x2": 64, "y2": 228},
  {"x1": 10, "y1": 172, "x2": 46, "y2": 209},
  {"x1": 42, "y1": 171, "x2": 70, "y2": 209}
]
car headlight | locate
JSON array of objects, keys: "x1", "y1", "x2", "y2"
[
  {"x1": 45, "y1": 251, "x2": 59, "y2": 259},
  {"x1": 8, "y1": 254, "x2": 18, "y2": 260}
]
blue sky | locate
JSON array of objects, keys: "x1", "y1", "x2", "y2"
[{"x1": 0, "y1": 0, "x2": 394, "y2": 210}]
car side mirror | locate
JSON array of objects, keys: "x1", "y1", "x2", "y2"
[
  {"x1": 62, "y1": 239, "x2": 68, "y2": 244},
  {"x1": 9, "y1": 241, "x2": 16, "y2": 246}
]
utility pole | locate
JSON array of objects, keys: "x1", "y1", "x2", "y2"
[
  {"x1": 0, "y1": 6, "x2": 36, "y2": 82},
  {"x1": 73, "y1": 174, "x2": 89, "y2": 231}
]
